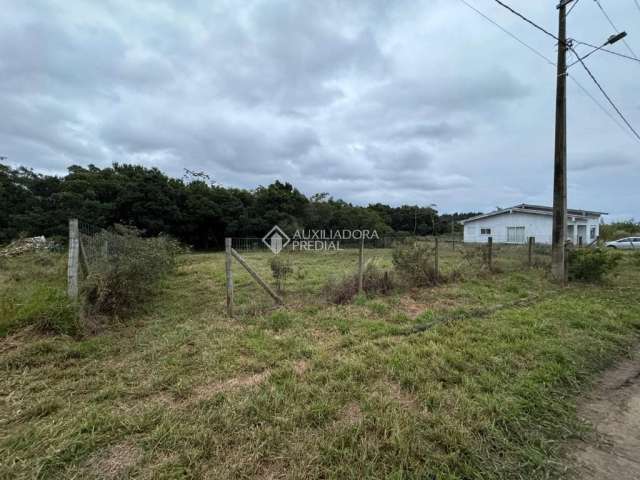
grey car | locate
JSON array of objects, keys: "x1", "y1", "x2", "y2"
[{"x1": 605, "y1": 237, "x2": 640, "y2": 249}]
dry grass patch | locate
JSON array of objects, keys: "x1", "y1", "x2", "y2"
[
  {"x1": 292, "y1": 359, "x2": 310, "y2": 375},
  {"x1": 88, "y1": 442, "x2": 143, "y2": 480},
  {"x1": 189, "y1": 370, "x2": 271, "y2": 404},
  {"x1": 335, "y1": 402, "x2": 363, "y2": 427},
  {"x1": 384, "y1": 380, "x2": 420, "y2": 411}
]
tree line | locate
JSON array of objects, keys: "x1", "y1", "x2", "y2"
[{"x1": 0, "y1": 163, "x2": 480, "y2": 249}]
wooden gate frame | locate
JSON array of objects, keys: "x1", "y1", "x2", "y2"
[
  {"x1": 224, "y1": 236, "x2": 378, "y2": 316},
  {"x1": 225, "y1": 238, "x2": 283, "y2": 317}
]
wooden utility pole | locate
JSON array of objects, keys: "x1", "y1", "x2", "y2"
[{"x1": 551, "y1": 0, "x2": 573, "y2": 285}]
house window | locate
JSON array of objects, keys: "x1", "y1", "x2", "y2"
[
  {"x1": 481, "y1": 228, "x2": 491, "y2": 235},
  {"x1": 590, "y1": 227, "x2": 596, "y2": 240},
  {"x1": 507, "y1": 226, "x2": 525, "y2": 243}
]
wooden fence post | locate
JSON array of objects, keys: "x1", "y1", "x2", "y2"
[
  {"x1": 528, "y1": 237, "x2": 534, "y2": 268},
  {"x1": 67, "y1": 219, "x2": 79, "y2": 300},
  {"x1": 434, "y1": 236, "x2": 440, "y2": 279},
  {"x1": 487, "y1": 237, "x2": 493, "y2": 271},
  {"x1": 563, "y1": 241, "x2": 570, "y2": 286},
  {"x1": 358, "y1": 236, "x2": 364, "y2": 294},
  {"x1": 225, "y1": 238, "x2": 234, "y2": 316}
]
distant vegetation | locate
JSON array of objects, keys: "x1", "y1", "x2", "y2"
[
  {"x1": 599, "y1": 220, "x2": 640, "y2": 241},
  {"x1": 0, "y1": 163, "x2": 479, "y2": 249}
]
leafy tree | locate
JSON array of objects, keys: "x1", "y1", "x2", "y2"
[{"x1": 0, "y1": 161, "x2": 480, "y2": 249}]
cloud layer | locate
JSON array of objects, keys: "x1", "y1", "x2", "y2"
[{"x1": 1, "y1": 0, "x2": 639, "y2": 219}]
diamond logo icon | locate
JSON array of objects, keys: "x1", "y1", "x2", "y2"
[{"x1": 262, "y1": 225, "x2": 290, "y2": 255}]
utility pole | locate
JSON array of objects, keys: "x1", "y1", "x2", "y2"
[{"x1": 551, "y1": 0, "x2": 573, "y2": 284}]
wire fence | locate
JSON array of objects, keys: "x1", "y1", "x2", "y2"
[
  {"x1": 78, "y1": 221, "x2": 110, "y2": 273},
  {"x1": 230, "y1": 235, "x2": 467, "y2": 252},
  {"x1": 222, "y1": 234, "x2": 558, "y2": 315},
  {"x1": 68, "y1": 220, "x2": 130, "y2": 298}
]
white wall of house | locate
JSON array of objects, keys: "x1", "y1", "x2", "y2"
[{"x1": 463, "y1": 212, "x2": 601, "y2": 245}]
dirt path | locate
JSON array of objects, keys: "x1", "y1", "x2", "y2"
[{"x1": 569, "y1": 349, "x2": 640, "y2": 479}]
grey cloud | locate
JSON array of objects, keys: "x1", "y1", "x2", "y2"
[
  {"x1": 1, "y1": 0, "x2": 639, "y2": 217},
  {"x1": 100, "y1": 107, "x2": 319, "y2": 176},
  {"x1": 387, "y1": 122, "x2": 472, "y2": 142},
  {"x1": 367, "y1": 68, "x2": 530, "y2": 113},
  {"x1": 202, "y1": 1, "x2": 389, "y2": 110},
  {"x1": 570, "y1": 152, "x2": 636, "y2": 172}
]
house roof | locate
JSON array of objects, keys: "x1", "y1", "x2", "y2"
[{"x1": 460, "y1": 203, "x2": 607, "y2": 224}]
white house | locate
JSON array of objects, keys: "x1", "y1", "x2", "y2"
[{"x1": 461, "y1": 204, "x2": 605, "y2": 245}]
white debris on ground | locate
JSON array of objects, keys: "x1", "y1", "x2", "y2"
[{"x1": 0, "y1": 236, "x2": 50, "y2": 258}]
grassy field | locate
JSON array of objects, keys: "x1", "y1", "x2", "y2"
[{"x1": 1, "y1": 246, "x2": 639, "y2": 479}]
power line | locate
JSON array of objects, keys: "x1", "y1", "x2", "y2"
[
  {"x1": 634, "y1": 0, "x2": 640, "y2": 15},
  {"x1": 568, "y1": 74, "x2": 634, "y2": 140},
  {"x1": 566, "y1": 49, "x2": 632, "y2": 137},
  {"x1": 458, "y1": 0, "x2": 554, "y2": 65},
  {"x1": 592, "y1": 0, "x2": 639, "y2": 59},
  {"x1": 570, "y1": 45, "x2": 640, "y2": 141},
  {"x1": 458, "y1": 0, "x2": 637, "y2": 141},
  {"x1": 492, "y1": 0, "x2": 559, "y2": 42},
  {"x1": 567, "y1": 0, "x2": 581, "y2": 15},
  {"x1": 571, "y1": 39, "x2": 640, "y2": 64}
]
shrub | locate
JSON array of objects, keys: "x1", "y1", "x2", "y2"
[
  {"x1": 324, "y1": 262, "x2": 395, "y2": 304},
  {"x1": 270, "y1": 256, "x2": 293, "y2": 293},
  {"x1": 459, "y1": 246, "x2": 486, "y2": 268},
  {"x1": 392, "y1": 241, "x2": 440, "y2": 286},
  {"x1": 82, "y1": 227, "x2": 180, "y2": 318},
  {"x1": 568, "y1": 247, "x2": 621, "y2": 282}
]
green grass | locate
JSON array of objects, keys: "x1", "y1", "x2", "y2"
[
  {"x1": 0, "y1": 253, "x2": 79, "y2": 336},
  {"x1": 0, "y1": 248, "x2": 639, "y2": 479}
]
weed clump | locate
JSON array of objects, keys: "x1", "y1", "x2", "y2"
[
  {"x1": 82, "y1": 227, "x2": 180, "y2": 318},
  {"x1": 392, "y1": 241, "x2": 440, "y2": 286},
  {"x1": 568, "y1": 247, "x2": 621, "y2": 282},
  {"x1": 270, "y1": 256, "x2": 293, "y2": 293},
  {"x1": 324, "y1": 262, "x2": 395, "y2": 304}
]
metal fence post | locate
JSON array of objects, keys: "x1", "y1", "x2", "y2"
[
  {"x1": 487, "y1": 236, "x2": 493, "y2": 271},
  {"x1": 528, "y1": 237, "x2": 534, "y2": 268},
  {"x1": 67, "y1": 219, "x2": 79, "y2": 299}
]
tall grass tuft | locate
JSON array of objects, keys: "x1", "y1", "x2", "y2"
[{"x1": 0, "y1": 286, "x2": 79, "y2": 336}]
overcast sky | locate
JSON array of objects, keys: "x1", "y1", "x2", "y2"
[{"x1": 2, "y1": 0, "x2": 639, "y2": 218}]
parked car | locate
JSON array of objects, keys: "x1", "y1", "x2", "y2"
[{"x1": 605, "y1": 237, "x2": 640, "y2": 249}]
